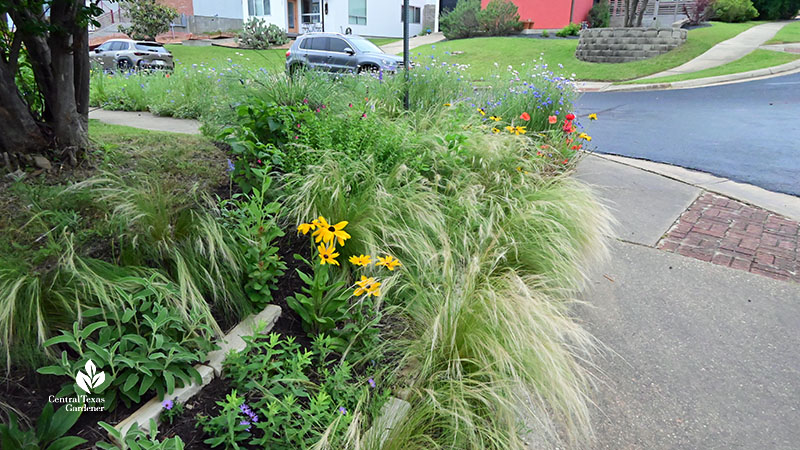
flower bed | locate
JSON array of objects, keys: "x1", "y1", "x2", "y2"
[{"x1": 3, "y1": 60, "x2": 611, "y2": 450}]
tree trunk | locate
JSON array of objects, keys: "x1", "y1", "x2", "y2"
[
  {"x1": 0, "y1": 62, "x2": 49, "y2": 152},
  {"x1": 636, "y1": 0, "x2": 650, "y2": 27}
]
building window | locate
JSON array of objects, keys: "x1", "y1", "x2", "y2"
[
  {"x1": 401, "y1": 6, "x2": 421, "y2": 24},
  {"x1": 349, "y1": 0, "x2": 366, "y2": 25},
  {"x1": 248, "y1": 0, "x2": 271, "y2": 16}
]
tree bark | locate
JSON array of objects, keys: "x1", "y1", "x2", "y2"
[
  {"x1": 0, "y1": 61, "x2": 49, "y2": 152},
  {"x1": 636, "y1": 0, "x2": 650, "y2": 27}
]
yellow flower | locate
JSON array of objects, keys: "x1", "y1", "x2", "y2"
[
  {"x1": 588, "y1": 113, "x2": 598, "y2": 120},
  {"x1": 513, "y1": 126, "x2": 526, "y2": 135},
  {"x1": 444, "y1": 103, "x2": 451, "y2": 107},
  {"x1": 349, "y1": 254, "x2": 372, "y2": 266},
  {"x1": 375, "y1": 255, "x2": 401, "y2": 271},
  {"x1": 489, "y1": 115, "x2": 501, "y2": 122},
  {"x1": 297, "y1": 222, "x2": 316, "y2": 235},
  {"x1": 491, "y1": 127, "x2": 500, "y2": 134},
  {"x1": 516, "y1": 166, "x2": 523, "y2": 172},
  {"x1": 505, "y1": 125, "x2": 515, "y2": 133},
  {"x1": 477, "y1": 108, "x2": 486, "y2": 116},
  {"x1": 317, "y1": 243, "x2": 340, "y2": 266},
  {"x1": 578, "y1": 132, "x2": 592, "y2": 141},
  {"x1": 354, "y1": 275, "x2": 381, "y2": 297},
  {"x1": 311, "y1": 216, "x2": 351, "y2": 246}
]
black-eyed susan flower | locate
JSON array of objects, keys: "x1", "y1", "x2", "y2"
[
  {"x1": 588, "y1": 113, "x2": 598, "y2": 120},
  {"x1": 355, "y1": 275, "x2": 381, "y2": 297},
  {"x1": 489, "y1": 115, "x2": 501, "y2": 122},
  {"x1": 504, "y1": 125, "x2": 514, "y2": 133},
  {"x1": 513, "y1": 126, "x2": 526, "y2": 135},
  {"x1": 444, "y1": 103, "x2": 451, "y2": 107},
  {"x1": 491, "y1": 127, "x2": 500, "y2": 134},
  {"x1": 477, "y1": 108, "x2": 486, "y2": 116},
  {"x1": 312, "y1": 216, "x2": 351, "y2": 246},
  {"x1": 317, "y1": 243, "x2": 340, "y2": 266},
  {"x1": 349, "y1": 254, "x2": 372, "y2": 266},
  {"x1": 578, "y1": 132, "x2": 591, "y2": 141},
  {"x1": 376, "y1": 255, "x2": 401, "y2": 271},
  {"x1": 297, "y1": 222, "x2": 316, "y2": 235}
]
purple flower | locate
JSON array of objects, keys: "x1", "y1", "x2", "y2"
[
  {"x1": 226, "y1": 159, "x2": 235, "y2": 173},
  {"x1": 162, "y1": 399, "x2": 174, "y2": 410},
  {"x1": 368, "y1": 378, "x2": 376, "y2": 388},
  {"x1": 339, "y1": 406, "x2": 347, "y2": 415}
]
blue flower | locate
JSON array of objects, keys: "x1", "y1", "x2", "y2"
[
  {"x1": 162, "y1": 399, "x2": 174, "y2": 410},
  {"x1": 368, "y1": 378, "x2": 376, "y2": 388},
  {"x1": 226, "y1": 159, "x2": 235, "y2": 173},
  {"x1": 339, "y1": 406, "x2": 347, "y2": 415}
]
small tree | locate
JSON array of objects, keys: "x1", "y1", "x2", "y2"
[
  {"x1": 623, "y1": 0, "x2": 651, "y2": 27},
  {"x1": 750, "y1": 0, "x2": 800, "y2": 19},
  {"x1": 439, "y1": 0, "x2": 481, "y2": 39},
  {"x1": 119, "y1": 0, "x2": 178, "y2": 42},
  {"x1": 684, "y1": 0, "x2": 716, "y2": 25},
  {"x1": 478, "y1": 0, "x2": 523, "y2": 36}
]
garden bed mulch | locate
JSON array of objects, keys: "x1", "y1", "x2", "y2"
[{"x1": 0, "y1": 229, "x2": 310, "y2": 449}]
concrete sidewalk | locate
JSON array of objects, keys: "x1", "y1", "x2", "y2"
[
  {"x1": 575, "y1": 155, "x2": 800, "y2": 449},
  {"x1": 89, "y1": 109, "x2": 201, "y2": 135},
  {"x1": 641, "y1": 21, "x2": 792, "y2": 79},
  {"x1": 380, "y1": 32, "x2": 445, "y2": 55}
]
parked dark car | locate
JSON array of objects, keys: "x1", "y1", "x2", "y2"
[
  {"x1": 285, "y1": 33, "x2": 404, "y2": 75},
  {"x1": 90, "y1": 39, "x2": 174, "y2": 71}
]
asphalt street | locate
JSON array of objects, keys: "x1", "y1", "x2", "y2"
[{"x1": 576, "y1": 72, "x2": 800, "y2": 197}]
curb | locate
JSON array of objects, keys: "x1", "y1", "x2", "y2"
[
  {"x1": 112, "y1": 305, "x2": 282, "y2": 440},
  {"x1": 590, "y1": 153, "x2": 800, "y2": 221},
  {"x1": 598, "y1": 59, "x2": 800, "y2": 92}
]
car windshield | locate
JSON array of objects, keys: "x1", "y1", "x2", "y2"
[
  {"x1": 348, "y1": 37, "x2": 383, "y2": 54},
  {"x1": 135, "y1": 43, "x2": 169, "y2": 53}
]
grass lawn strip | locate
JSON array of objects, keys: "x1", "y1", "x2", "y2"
[
  {"x1": 624, "y1": 49, "x2": 800, "y2": 84},
  {"x1": 409, "y1": 21, "x2": 765, "y2": 81},
  {"x1": 764, "y1": 20, "x2": 800, "y2": 44}
]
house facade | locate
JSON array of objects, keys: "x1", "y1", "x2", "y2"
[
  {"x1": 160, "y1": 0, "x2": 245, "y2": 33},
  {"x1": 243, "y1": 0, "x2": 439, "y2": 38},
  {"x1": 479, "y1": 0, "x2": 595, "y2": 30}
]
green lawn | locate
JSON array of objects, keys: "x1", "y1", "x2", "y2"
[
  {"x1": 409, "y1": 21, "x2": 765, "y2": 81},
  {"x1": 764, "y1": 20, "x2": 800, "y2": 44},
  {"x1": 626, "y1": 49, "x2": 800, "y2": 84},
  {"x1": 368, "y1": 38, "x2": 401, "y2": 46},
  {"x1": 165, "y1": 44, "x2": 286, "y2": 73}
]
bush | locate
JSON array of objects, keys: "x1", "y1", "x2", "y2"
[
  {"x1": 440, "y1": 0, "x2": 481, "y2": 39},
  {"x1": 713, "y1": 0, "x2": 759, "y2": 21},
  {"x1": 478, "y1": 0, "x2": 524, "y2": 36},
  {"x1": 588, "y1": 1, "x2": 611, "y2": 28},
  {"x1": 751, "y1": 0, "x2": 800, "y2": 18},
  {"x1": 119, "y1": 0, "x2": 178, "y2": 41},
  {"x1": 238, "y1": 18, "x2": 289, "y2": 49},
  {"x1": 541, "y1": 29, "x2": 549, "y2": 37},
  {"x1": 556, "y1": 22, "x2": 581, "y2": 37}
]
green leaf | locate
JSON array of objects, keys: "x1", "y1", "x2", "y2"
[
  {"x1": 45, "y1": 436, "x2": 88, "y2": 450},
  {"x1": 80, "y1": 321, "x2": 108, "y2": 340},
  {"x1": 164, "y1": 371, "x2": 175, "y2": 394},
  {"x1": 41, "y1": 406, "x2": 81, "y2": 444},
  {"x1": 37, "y1": 366, "x2": 68, "y2": 376},
  {"x1": 42, "y1": 335, "x2": 74, "y2": 348},
  {"x1": 123, "y1": 373, "x2": 140, "y2": 393},
  {"x1": 138, "y1": 375, "x2": 155, "y2": 396}
]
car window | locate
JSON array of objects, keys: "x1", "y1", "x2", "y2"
[
  {"x1": 348, "y1": 37, "x2": 383, "y2": 54},
  {"x1": 135, "y1": 43, "x2": 168, "y2": 53},
  {"x1": 111, "y1": 42, "x2": 129, "y2": 51},
  {"x1": 310, "y1": 37, "x2": 328, "y2": 51},
  {"x1": 299, "y1": 37, "x2": 311, "y2": 49},
  {"x1": 328, "y1": 38, "x2": 350, "y2": 53}
]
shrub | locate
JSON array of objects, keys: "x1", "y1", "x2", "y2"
[
  {"x1": 541, "y1": 29, "x2": 549, "y2": 37},
  {"x1": 588, "y1": 1, "x2": 611, "y2": 28},
  {"x1": 713, "y1": 0, "x2": 759, "y2": 21},
  {"x1": 439, "y1": 0, "x2": 481, "y2": 39},
  {"x1": 684, "y1": 0, "x2": 717, "y2": 25},
  {"x1": 478, "y1": 0, "x2": 524, "y2": 36},
  {"x1": 238, "y1": 18, "x2": 289, "y2": 49},
  {"x1": 119, "y1": 0, "x2": 179, "y2": 41},
  {"x1": 750, "y1": 0, "x2": 800, "y2": 18},
  {"x1": 556, "y1": 22, "x2": 581, "y2": 37}
]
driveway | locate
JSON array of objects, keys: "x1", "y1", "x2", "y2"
[{"x1": 576, "y1": 72, "x2": 800, "y2": 196}]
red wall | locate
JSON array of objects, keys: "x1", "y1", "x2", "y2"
[{"x1": 480, "y1": 0, "x2": 594, "y2": 29}]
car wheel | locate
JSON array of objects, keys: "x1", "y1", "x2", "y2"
[
  {"x1": 358, "y1": 64, "x2": 380, "y2": 74},
  {"x1": 117, "y1": 58, "x2": 132, "y2": 71}
]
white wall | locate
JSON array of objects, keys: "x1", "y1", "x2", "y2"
[
  {"x1": 323, "y1": 0, "x2": 432, "y2": 38},
  {"x1": 195, "y1": 0, "x2": 243, "y2": 19},
  {"x1": 242, "y1": 0, "x2": 288, "y2": 29}
]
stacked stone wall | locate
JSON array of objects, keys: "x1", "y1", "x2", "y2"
[{"x1": 576, "y1": 27, "x2": 687, "y2": 63}]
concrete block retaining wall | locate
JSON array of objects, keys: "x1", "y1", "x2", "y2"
[{"x1": 576, "y1": 27, "x2": 687, "y2": 63}]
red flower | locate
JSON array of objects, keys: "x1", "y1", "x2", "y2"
[
  {"x1": 566, "y1": 113, "x2": 575, "y2": 121},
  {"x1": 520, "y1": 112, "x2": 531, "y2": 121},
  {"x1": 349, "y1": 103, "x2": 353, "y2": 108},
  {"x1": 571, "y1": 145, "x2": 579, "y2": 150},
  {"x1": 548, "y1": 115, "x2": 557, "y2": 124},
  {"x1": 562, "y1": 159, "x2": 569, "y2": 164},
  {"x1": 540, "y1": 145, "x2": 547, "y2": 149},
  {"x1": 362, "y1": 113, "x2": 367, "y2": 118},
  {"x1": 257, "y1": 159, "x2": 262, "y2": 164},
  {"x1": 562, "y1": 120, "x2": 575, "y2": 133}
]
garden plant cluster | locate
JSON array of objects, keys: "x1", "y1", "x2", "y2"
[{"x1": 1, "y1": 51, "x2": 611, "y2": 450}]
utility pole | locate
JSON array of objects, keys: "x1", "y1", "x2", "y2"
[{"x1": 403, "y1": 0, "x2": 410, "y2": 110}]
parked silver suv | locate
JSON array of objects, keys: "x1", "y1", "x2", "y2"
[
  {"x1": 286, "y1": 33, "x2": 404, "y2": 75},
  {"x1": 90, "y1": 39, "x2": 174, "y2": 71}
]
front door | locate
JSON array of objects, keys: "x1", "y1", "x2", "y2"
[{"x1": 287, "y1": 0, "x2": 297, "y2": 34}]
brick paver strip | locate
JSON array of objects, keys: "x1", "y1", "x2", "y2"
[{"x1": 657, "y1": 192, "x2": 800, "y2": 283}]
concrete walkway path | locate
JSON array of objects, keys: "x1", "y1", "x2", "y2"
[
  {"x1": 380, "y1": 32, "x2": 445, "y2": 55},
  {"x1": 641, "y1": 21, "x2": 792, "y2": 79},
  {"x1": 89, "y1": 109, "x2": 201, "y2": 135},
  {"x1": 574, "y1": 155, "x2": 800, "y2": 449}
]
